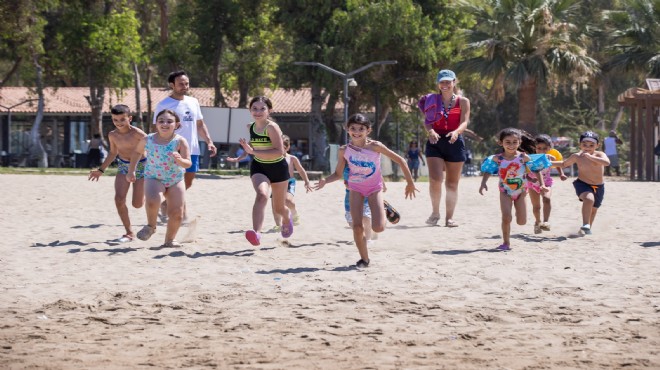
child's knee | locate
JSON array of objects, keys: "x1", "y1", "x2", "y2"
[
  {"x1": 502, "y1": 214, "x2": 513, "y2": 224},
  {"x1": 132, "y1": 199, "x2": 144, "y2": 209},
  {"x1": 371, "y1": 222, "x2": 385, "y2": 233}
]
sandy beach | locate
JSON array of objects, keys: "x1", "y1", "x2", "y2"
[{"x1": 0, "y1": 173, "x2": 658, "y2": 369}]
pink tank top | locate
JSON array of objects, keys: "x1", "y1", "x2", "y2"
[{"x1": 344, "y1": 144, "x2": 383, "y2": 197}]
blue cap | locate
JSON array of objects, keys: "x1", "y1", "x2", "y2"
[{"x1": 436, "y1": 69, "x2": 456, "y2": 83}]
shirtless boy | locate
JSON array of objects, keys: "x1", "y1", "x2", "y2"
[
  {"x1": 552, "y1": 131, "x2": 610, "y2": 235},
  {"x1": 88, "y1": 104, "x2": 148, "y2": 242}
]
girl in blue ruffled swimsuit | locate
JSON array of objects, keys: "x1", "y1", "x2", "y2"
[
  {"x1": 479, "y1": 128, "x2": 547, "y2": 251},
  {"x1": 128, "y1": 109, "x2": 192, "y2": 248}
]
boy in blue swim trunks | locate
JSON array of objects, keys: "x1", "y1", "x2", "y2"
[
  {"x1": 551, "y1": 131, "x2": 610, "y2": 235},
  {"x1": 88, "y1": 104, "x2": 148, "y2": 242}
]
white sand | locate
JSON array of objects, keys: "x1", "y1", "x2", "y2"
[{"x1": 1, "y1": 173, "x2": 658, "y2": 369}]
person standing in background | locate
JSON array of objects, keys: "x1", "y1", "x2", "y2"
[
  {"x1": 153, "y1": 70, "x2": 217, "y2": 221},
  {"x1": 603, "y1": 130, "x2": 622, "y2": 176}
]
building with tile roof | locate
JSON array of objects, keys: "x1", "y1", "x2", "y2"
[{"x1": 0, "y1": 87, "x2": 346, "y2": 168}]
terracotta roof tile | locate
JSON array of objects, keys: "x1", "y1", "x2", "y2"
[{"x1": 0, "y1": 87, "x2": 337, "y2": 115}]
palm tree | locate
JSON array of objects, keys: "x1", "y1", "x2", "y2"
[
  {"x1": 457, "y1": 0, "x2": 599, "y2": 134},
  {"x1": 603, "y1": 0, "x2": 660, "y2": 78}
]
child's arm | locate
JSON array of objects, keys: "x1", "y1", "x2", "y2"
[
  {"x1": 126, "y1": 137, "x2": 147, "y2": 183},
  {"x1": 290, "y1": 155, "x2": 313, "y2": 192},
  {"x1": 89, "y1": 133, "x2": 118, "y2": 181},
  {"x1": 315, "y1": 147, "x2": 346, "y2": 190},
  {"x1": 372, "y1": 141, "x2": 419, "y2": 199},
  {"x1": 381, "y1": 175, "x2": 387, "y2": 192},
  {"x1": 479, "y1": 173, "x2": 490, "y2": 195},
  {"x1": 551, "y1": 153, "x2": 577, "y2": 168},
  {"x1": 581, "y1": 151, "x2": 610, "y2": 166},
  {"x1": 172, "y1": 136, "x2": 192, "y2": 169},
  {"x1": 226, "y1": 151, "x2": 248, "y2": 163}
]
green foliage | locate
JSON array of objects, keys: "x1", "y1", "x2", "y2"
[{"x1": 49, "y1": 1, "x2": 143, "y2": 88}]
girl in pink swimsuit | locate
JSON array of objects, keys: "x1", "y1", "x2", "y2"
[
  {"x1": 127, "y1": 109, "x2": 192, "y2": 248},
  {"x1": 526, "y1": 134, "x2": 568, "y2": 234},
  {"x1": 479, "y1": 128, "x2": 545, "y2": 251},
  {"x1": 315, "y1": 114, "x2": 419, "y2": 268}
]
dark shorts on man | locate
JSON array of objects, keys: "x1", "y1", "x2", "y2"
[
  {"x1": 250, "y1": 158, "x2": 290, "y2": 183},
  {"x1": 425, "y1": 134, "x2": 466, "y2": 162},
  {"x1": 186, "y1": 155, "x2": 200, "y2": 173},
  {"x1": 573, "y1": 178, "x2": 605, "y2": 208}
]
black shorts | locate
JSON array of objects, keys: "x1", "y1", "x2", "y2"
[
  {"x1": 573, "y1": 179, "x2": 605, "y2": 208},
  {"x1": 250, "y1": 158, "x2": 289, "y2": 183},
  {"x1": 425, "y1": 134, "x2": 466, "y2": 162}
]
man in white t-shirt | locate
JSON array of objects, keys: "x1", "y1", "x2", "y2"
[
  {"x1": 154, "y1": 71, "x2": 217, "y2": 223},
  {"x1": 603, "y1": 130, "x2": 622, "y2": 176},
  {"x1": 153, "y1": 70, "x2": 217, "y2": 189}
]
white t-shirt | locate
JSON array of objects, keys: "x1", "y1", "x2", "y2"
[
  {"x1": 603, "y1": 137, "x2": 618, "y2": 156},
  {"x1": 153, "y1": 95, "x2": 204, "y2": 155}
]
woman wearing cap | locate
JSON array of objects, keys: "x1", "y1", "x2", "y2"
[{"x1": 417, "y1": 69, "x2": 470, "y2": 227}]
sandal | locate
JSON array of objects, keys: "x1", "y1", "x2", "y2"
[
  {"x1": 496, "y1": 244, "x2": 511, "y2": 251},
  {"x1": 425, "y1": 215, "x2": 440, "y2": 226},
  {"x1": 245, "y1": 230, "x2": 261, "y2": 246},
  {"x1": 540, "y1": 222, "x2": 551, "y2": 231},
  {"x1": 117, "y1": 234, "x2": 133, "y2": 243},
  {"x1": 445, "y1": 219, "x2": 459, "y2": 228},
  {"x1": 162, "y1": 240, "x2": 182, "y2": 248},
  {"x1": 281, "y1": 212, "x2": 294, "y2": 238},
  {"x1": 356, "y1": 259, "x2": 370, "y2": 268},
  {"x1": 534, "y1": 223, "x2": 542, "y2": 234},
  {"x1": 137, "y1": 225, "x2": 156, "y2": 241}
]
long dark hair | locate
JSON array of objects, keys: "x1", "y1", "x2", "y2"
[{"x1": 498, "y1": 127, "x2": 536, "y2": 154}]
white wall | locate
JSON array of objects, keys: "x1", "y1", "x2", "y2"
[{"x1": 201, "y1": 107, "x2": 251, "y2": 144}]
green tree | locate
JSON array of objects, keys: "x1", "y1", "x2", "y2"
[
  {"x1": 603, "y1": 0, "x2": 660, "y2": 78},
  {"x1": 49, "y1": 0, "x2": 143, "y2": 137},
  {"x1": 322, "y1": 0, "x2": 467, "y2": 144},
  {"x1": 457, "y1": 0, "x2": 599, "y2": 134}
]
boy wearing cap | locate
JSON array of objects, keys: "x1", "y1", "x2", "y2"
[{"x1": 551, "y1": 131, "x2": 610, "y2": 234}]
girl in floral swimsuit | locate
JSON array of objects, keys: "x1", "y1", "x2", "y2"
[
  {"x1": 479, "y1": 128, "x2": 546, "y2": 251},
  {"x1": 127, "y1": 109, "x2": 192, "y2": 248}
]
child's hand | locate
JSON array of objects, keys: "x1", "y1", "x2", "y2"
[
  {"x1": 170, "y1": 152, "x2": 183, "y2": 165},
  {"x1": 314, "y1": 178, "x2": 327, "y2": 190},
  {"x1": 126, "y1": 172, "x2": 136, "y2": 183},
  {"x1": 226, "y1": 157, "x2": 238, "y2": 162},
  {"x1": 404, "y1": 183, "x2": 419, "y2": 199},
  {"x1": 304, "y1": 181, "x2": 313, "y2": 193},
  {"x1": 540, "y1": 185, "x2": 549, "y2": 194},
  {"x1": 479, "y1": 183, "x2": 488, "y2": 195},
  {"x1": 382, "y1": 182, "x2": 388, "y2": 192},
  {"x1": 560, "y1": 174, "x2": 568, "y2": 181},
  {"x1": 88, "y1": 169, "x2": 102, "y2": 182},
  {"x1": 238, "y1": 138, "x2": 253, "y2": 154}
]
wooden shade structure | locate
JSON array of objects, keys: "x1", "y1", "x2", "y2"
[{"x1": 617, "y1": 87, "x2": 660, "y2": 181}]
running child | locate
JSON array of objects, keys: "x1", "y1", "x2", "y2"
[
  {"x1": 233, "y1": 96, "x2": 293, "y2": 246},
  {"x1": 127, "y1": 109, "x2": 191, "y2": 248},
  {"x1": 269, "y1": 134, "x2": 313, "y2": 231},
  {"x1": 527, "y1": 134, "x2": 567, "y2": 234},
  {"x1": 315, "y1": 113, "x2": 418, "y2": 268},
  {"x1": 551, "y1": 131, "x2": 609, "y2": 235},
  {"x1": 88, "y1": 104, "x2": 147, "y2": 243},
  {"x1": 479, "y1": 128, "x2": 547, "y2": 251}
]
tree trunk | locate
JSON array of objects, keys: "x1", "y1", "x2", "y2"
[
  {"x1": 146, "y1": 66, "x2": 153, "y2": 133},
  {"x1": 0, "y1": 57, "x2": 22, "y2": 87},
  {"x1": 238, "y1": 75, "x2": 249, "y2": 108},
  {"x1": 596, "y1": 80, "x2": 606, "y2": 131},
  {"x1": 157, "y1": 0, "x2": 176, "y2": 71},
  {"x1": 86, "y1": 85, "x2": 105, "y2": 140},
  {"x1": 517, "y1": 77, "x2": 538, "y2": 134},
  {"x1": 133, "y1": 62, "x2": 143, "y2": 131},
  {"x1": 30, "y1": 55, "x2": 48, "y2": 168},
  {"x1": 211, "y1": 48, "x2": 227, "y2": 107},
  {"x1": 310, "y1": 83, "x2": 328, "y2": 171},
  {"x1": 323, "y1": 91, "x2": 340, "y2": 143}
]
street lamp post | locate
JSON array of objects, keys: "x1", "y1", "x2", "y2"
[{"x1": 294, "y1": 60, "x2": 397, "y2": 143}]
